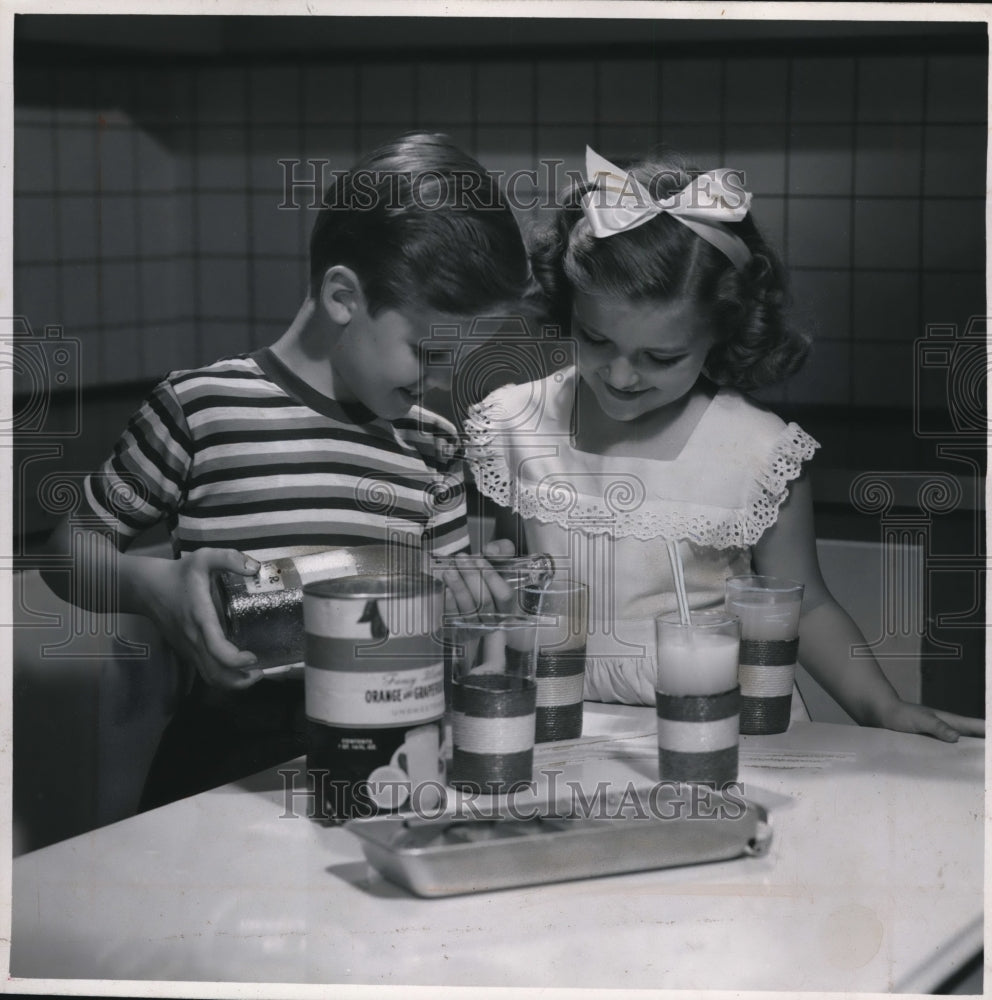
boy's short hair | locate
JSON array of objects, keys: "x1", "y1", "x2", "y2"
[{"x1": 310, "y1": 132, "x2": 529, "y2": 317}]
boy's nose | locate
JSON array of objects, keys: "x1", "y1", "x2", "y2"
[{"x1": 423, "y1": 367, "x2": 452, "y2": 392}]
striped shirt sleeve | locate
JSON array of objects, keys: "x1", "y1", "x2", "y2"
[{"x1": 84, "y1": 377, "x2": 193, "y2": 550}]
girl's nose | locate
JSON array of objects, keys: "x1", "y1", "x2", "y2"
[{"x1": 603, "y1": 357, "x2": 640, "y2": 390}]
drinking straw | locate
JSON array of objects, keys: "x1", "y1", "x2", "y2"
[{"x1": 666, "y1": 539, "x2": 691, "y2": 627}]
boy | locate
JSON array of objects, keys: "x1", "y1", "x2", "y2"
[{"x1": 41, "y1": 132, "x2": 529, "y2": 807}]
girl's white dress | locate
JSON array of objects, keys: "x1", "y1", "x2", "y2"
[{"x1": 465, "y1": 366, "x2": 819, "y2": 705}]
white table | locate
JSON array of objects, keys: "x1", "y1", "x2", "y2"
[{"x1": 9, "y1": 706, "x2": 985, "y2": 992}]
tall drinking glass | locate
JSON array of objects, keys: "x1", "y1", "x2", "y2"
[
  {"x1": 725, "y1": 575, "x2": 805, "y2": 735},
  {"x1": 655, "y1": 610, "x2": 741, "y2": 787},
  {"x1": 443, "y1": 613, "x2": 545, "y2": 794},
  {"x1": 517, "y1": 578, "x2": 588, "y2": 743}
]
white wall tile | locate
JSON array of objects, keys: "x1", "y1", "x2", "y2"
[
  {"x1": 725, "y1": 58, "x2": 788, "y2": 123},
  {"x1": 852, "y1": 271, "x2": 922, "y2": 342},
  {"x1": 195, "y1": 193, "x2": 248, "y2": 255},
  {"x1": 857, "y1": 56, "x2": 925, "y2": 123},
  {"x1": 252, "y1": 257, "x2": 308, "y2": 324},
  {"x1": 96, "y1": 127, "x2": 136, "y2": 193},
  {"x1": 597, "y1": 125, "x2": 663, "y2": 160},
  {"x1": 926, "y1": 55, "x2": 987, "y2": 123},
  {"x1": 250, "y1": 126, "x2": 304, "y2": 194},
  {"x1": 135, "y1": 130, "x2": 177, "y2": 193},
  {"x1": 98, "y1": 197, "x2": 139, "y2": 259},
  {"x1": 852, "y1": 342, "x2": 915, "y2": 408},
  {"x1": 923, "y1": 124, "x2": 986, "y2": 199},
  {"x1": 56, "y1": 126, "x2": 98, "y2": 193},
  {"x1": 854, "y1": 124, "x2": 923, "y2": 197},
  {"x1": 59, "y1": 263, "x2": 100, "y2": 330},
  {"x1": 15, "y1": 127, "x2": 55, "y2": 193},
  {"x1": 537, "y1": 61, "x2": 595, "y2": 122},
  {"x1": 786, "y1": 338, "x2": 852, "y2": 405},
  {"x1": 789, "y1": 268, "x2": 851, "y2": 343},
  {"x1": 143, "y1": 322, "x2": 199, "y2": 380},
  {"x1": 196, "y1": 126, "x2": 247, "y2": 188},
  {"x1": 58, "y1": 196, "x2": 100, "y2": 260},
  {"x1": 661, "y1": 60, "x2": 722, "y2": 124},
  {"x1": 304, "y1": 66, "x2": 357, "y2": 125},
  {"x1": 418, "y1": 63, "x2": 474, "y2": 124},
  {"x1": 195, "y1": 67, "x2": 248, "y2": 124},
  {"x1": 360, "y1": 63, "x2": 415, "y2": 124},
  {"x1": 656, "y1": 124, "x2": 721, "y2": 168},
  {"x1": 199, "y1": 259, "x2": 249, "y2": 320},
  {"x1": 790, "y1": 58, "x2": 855, "y2": 123},
  {"x1": 786, "y1": 198, "x2": 851, "y2": 268},
  {"x1": 100, "y1": 325, "x2": 144, "y2": 385},
  {"x1": 138, "y1": 194, "x2": 184, "y2": 258},
  {"x1": 724, "y1": 125, "x2": 788, "y2": 196},
  {"x1": 100, "y1": 260, "x2": 139, "y2": 327},
  {"x1": 251, "y1": 194, "x2": 305, "y2": 258},
  {"x1": 14, "y1": 196, "x2": 58, "y2": 262},
  {"x1": 853, "y1": 198, "x2": 919, "y2": 269},
  {"x1": 922, "y1": 199, "x2": 984, "y2": 270},
  {"x1": 478, "y1": 61, "x2": 534, "y2": 124},
  {"x1": 788, "y1": 125, "x2": 854, "y2": 196},
  {"x1": 249, "y1": 66, "x2": 301, "y2": 124},
  {"x1": 920, "y1": 271, "x2": 986, "y2": 338},
  {"x1": 597, "y1": 60, "x2": 657, "y2": 125},
  {"x1": 139, "y1": 260, "x2": 183, "y2": 324}
]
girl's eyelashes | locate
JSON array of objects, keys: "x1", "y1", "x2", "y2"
[
  {"x1": 574, "y1": 325, "x2": 685, "y2": 365},
  {"x1": 645, "y1": 353, "x2": 686, "y2": 367}
]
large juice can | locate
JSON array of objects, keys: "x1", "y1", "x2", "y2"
[{"x1": 303, "y1": 573, "x2": 445, "y2": 821}]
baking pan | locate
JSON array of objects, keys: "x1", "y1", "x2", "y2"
[{"x1": 346, "y1": 788, "x2": 771, "y2": 897}]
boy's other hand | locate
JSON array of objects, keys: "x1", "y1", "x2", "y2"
[
  {"x1": 144, "y1": 549, "x2": 264, "y2": 690},
  {"x1": 879, "y1": 700, "x2": 985, "y2": 743}
]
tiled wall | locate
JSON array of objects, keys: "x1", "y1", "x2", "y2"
[{"x1": 14, "y1": 41, "x2": 987, "y2": 412}]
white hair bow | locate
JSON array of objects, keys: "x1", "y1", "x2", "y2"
[{"x1": 580, "y1": 146, "x2": 753, "y2": 270}]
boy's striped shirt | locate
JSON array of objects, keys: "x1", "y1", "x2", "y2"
[{"x1": 84, "y1": 349, "x2": 469, "y2": 560}]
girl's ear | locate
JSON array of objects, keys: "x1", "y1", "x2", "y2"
[{"x1": 319, "y1": 265, "x2": 367, "y2": 326}]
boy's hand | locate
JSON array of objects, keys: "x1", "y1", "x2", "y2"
[
  {"x1": 437, "y1": 539, "x2": 517, "y2": 617},
  {"x1": 141, "y1": 548, "x2": 264, "y2": 690},
  {"x1": 877, "y1": 699, "x2": 986, "y2": 743}
]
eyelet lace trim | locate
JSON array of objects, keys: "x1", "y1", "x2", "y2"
[{"x1": 464, "y1": 396, "x2": 819, "y2": 549}]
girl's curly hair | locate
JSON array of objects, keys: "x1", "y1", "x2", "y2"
[{"x1": 529, "y1": 150, "x2": 811, "y2": 391}]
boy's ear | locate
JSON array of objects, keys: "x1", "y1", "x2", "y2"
[{"x1": 318, "y1": 265, "x2": 367, "y2": 326}]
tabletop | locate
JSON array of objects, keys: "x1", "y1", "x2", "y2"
[{"x1": 8, "y1": 705, "x2": 986, "y2": 993}]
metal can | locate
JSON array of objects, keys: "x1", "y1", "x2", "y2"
[
  {"x1": 210, "y1": 544, "x2": 421, "y2": 675},
  {"x1": 303, "y1": 573, "x2": 446, "y2": 822}
]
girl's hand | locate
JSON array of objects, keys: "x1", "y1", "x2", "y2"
[
  {"x1": 438, "y1": 539, "x2": 517, "y2": 617},
  {"x1": 876, "y1": 699, "x2": 986, "y2": 743},
  {"x1": 136, "y1": 548, "x2": 264, "y2": 690}
]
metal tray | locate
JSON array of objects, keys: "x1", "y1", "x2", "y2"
[{"x1": 346, "y1": 789, "x2": 771, "y2": 897}]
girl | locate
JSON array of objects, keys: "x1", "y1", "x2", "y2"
[{"x1": 466, "y1": 146, "x2": 983, "y2": 742}]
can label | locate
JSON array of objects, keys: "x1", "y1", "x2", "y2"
[
  {"x1": 305, "y1": 656, "x2": 444, "y2": 726},
  {"x1": 303, "y1": 574, "x2": 445, "y2": 820}
]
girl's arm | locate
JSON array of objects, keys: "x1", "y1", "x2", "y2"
[{"x1": 753, "y1": 473, "x2": 984, "y2": 741}]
